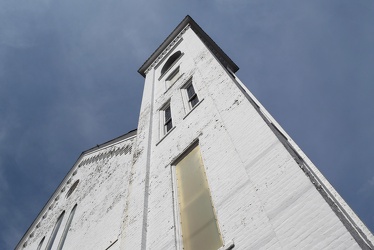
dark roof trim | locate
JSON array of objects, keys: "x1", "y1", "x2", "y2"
[
  {"x1": 138, "y1": 15, "x2": 239, "y2": 77},
  {"x1": 84, "y1": 129, "x2": 137, "y2": 155}
]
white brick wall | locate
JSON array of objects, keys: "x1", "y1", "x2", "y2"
[
  {"x1": 136, "y1": 26, "x2": 373, "y2": 249},
  {"x1": 18, "y1": 136, "x2": 135, "y2": 250}
]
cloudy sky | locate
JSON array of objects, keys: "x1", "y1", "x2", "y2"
[{"x1": 1, "y1": 0, "x2": 373, "y2": 249}]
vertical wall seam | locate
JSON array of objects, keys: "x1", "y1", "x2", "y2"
[{"x1": 140, "y1": 69, "x2": 155, "y2": 250}]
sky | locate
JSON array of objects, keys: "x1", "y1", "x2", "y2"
[{"x1": 1, "y1": 1, "x2": 373, "y2": 249}]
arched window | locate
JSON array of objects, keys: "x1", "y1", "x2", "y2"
[
  {"x1": 57, "y1": 204, "x2": 77, "y2": 250},
  {"x1": 66, "y1": 180, "x2": 79, "y2": 198},
  {"x1": 161, "y1": 51, "x2": 181, "y2": 76},
  {"x1": 45, "y1": 211, "x2": 65, "y2": 250},
  {"x1": 37, "y1": 236, "x2": 45, "y2": 250}
]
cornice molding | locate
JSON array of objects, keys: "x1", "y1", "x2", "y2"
[
  {"x1": 144, "y1": 24, "x2": 190, "y2": 76},
  {"x1": 138, "y1": 15, "x2": 239, "y2": 78}
]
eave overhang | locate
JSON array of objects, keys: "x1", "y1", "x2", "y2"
[{"x1": 138, "y1": 15, "x2": 239, "y2": 78}]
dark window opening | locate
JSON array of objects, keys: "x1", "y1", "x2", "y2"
[
  {"x1": 164, "y1": 105, "x2": 173, "y2": 133},
  {"x1": 187, "y1": 84, "x2": 199, "y2": 108},
  {"x1": 66, "y1": 180, "x2": 79, "y2": 198}
]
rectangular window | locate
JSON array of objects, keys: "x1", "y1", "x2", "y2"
[
  {"x1": 182, "y1": 79, "x2": 200, "y2": 113},
  {"x1": 186, "y1": 83, "x2": 199, "y2": 108},
  {"x1": 165, "y1": 66, "x2": 180, "y2": 89},
  {"x1": 164, "y1": 104, "x2": 173, "y2": 134},
  {"x1": 175, "y1": 145, "x2": 223, "y2": 250}
]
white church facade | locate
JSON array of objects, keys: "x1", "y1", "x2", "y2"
[{"x1": 16, "y1": 15, "x2": 373, "y2": 250}]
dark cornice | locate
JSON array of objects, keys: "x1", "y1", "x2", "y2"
[
  {"x1": 138, "y1": 15, "x2": 239, "y2": 77},
  {"x1": 83, "y1": 129, "x2": 137, "y2": 155}
]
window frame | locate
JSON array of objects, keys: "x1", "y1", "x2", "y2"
[
  {"x1": 164, "y1": 105, "x2": 173, "y2": 134},
  {"x1": 185, "y1": 83, "x2": 199, "y2": 109},
  {"x1": 170, "y1": 141, "x2": 224, "y2": 250},
  {"x1": 165, "y1": 66, "x2": 181, "y2": 91},
  {"x1": 159, "y1": 51, "x2": 184, "y2": 80},
  {"x1": 57, "y1": 204, "x2": 77, "y2": 250},
  {"x1": 181, "y1": 78, "x2": 203, "y2": 119},
  {"x1": 158, "y1": 101, "x2": 175, "y2": 142},
  {"x1": 171, "y1": 165, "x2": 183, "y2": 250},
  {"x1": 66, "y1": 180, "x2": 79, "y2": 198},
  {"x1": 45, "y1": 211, "x2": 65, "y2": 250}
]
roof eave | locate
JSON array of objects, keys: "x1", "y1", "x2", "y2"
[{"x1": 138, "y1": 15, "x2": 239, "y2": 78}]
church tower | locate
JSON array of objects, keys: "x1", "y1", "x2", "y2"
[{"x1": 17, "y1": 15, "x2": 373, "y2": 250}]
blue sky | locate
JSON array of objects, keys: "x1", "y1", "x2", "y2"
[{"x1": 1, "y1": 1, "x2": 373, "y2": 249}]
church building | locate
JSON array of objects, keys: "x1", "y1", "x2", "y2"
[{"x1": 16, "y1": 15, "x2": 374, "y2": 250}]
